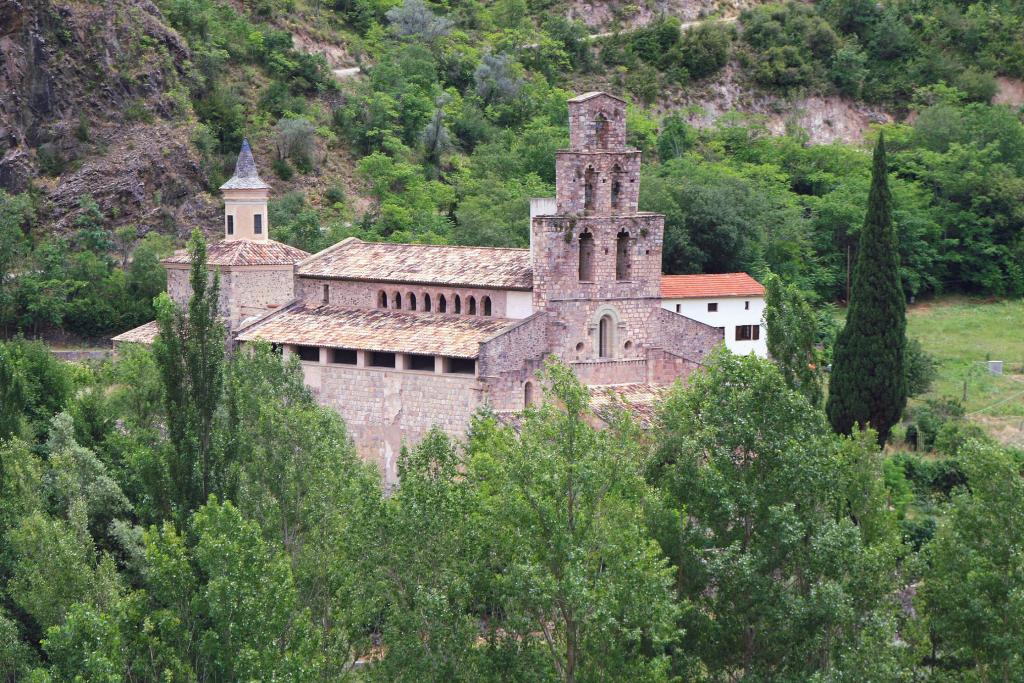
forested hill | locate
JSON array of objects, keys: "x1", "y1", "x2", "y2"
[{"x1": 1, "y1": 0, "x2": 1024, "y2": 340}]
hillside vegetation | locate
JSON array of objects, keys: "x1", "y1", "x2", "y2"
[{"x1": 1, "y1": 0, "x2": 1024, "y2": 340}]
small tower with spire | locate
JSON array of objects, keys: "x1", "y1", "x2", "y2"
[{"x1": 220, "y1": 139, "x2": 271, "y2": 242}]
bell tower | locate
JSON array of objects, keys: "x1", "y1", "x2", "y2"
[
  {"x1": 220, "y1": 139, "x2": 270, "y2": 242},
  {"x1": 530, "y1": 92, "x2": 663, "y2": 310}
]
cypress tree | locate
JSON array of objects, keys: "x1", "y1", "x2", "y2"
[{"x1": 826, "y1": 134, "x2": 906, "y2": 443}]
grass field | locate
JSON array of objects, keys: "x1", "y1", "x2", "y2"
[{"x1": 905, "y1": 297, "x2": 1024, "y2": 446}]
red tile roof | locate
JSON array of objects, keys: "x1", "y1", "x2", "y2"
[
  {"x1": 163, "y1": 239, "x2": 309, "y2": 267},
  {"x1": 236, "y1": 303, "x2": 516, "y2": 358},
  {"x1": 297, "y1": 239, "x2": 533, "y2": 290},
  {"x1": 661, "y1": 273, "x2": 764, "y2": 299}
]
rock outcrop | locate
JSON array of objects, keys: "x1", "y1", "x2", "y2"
[{"x1": 0, "y1": 0, "x2": 217, "y2": 234}]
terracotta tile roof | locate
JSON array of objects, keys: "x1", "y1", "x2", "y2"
[
  {"x1": 589, "y1": 383, "x2": 669, "y2": 427},
  {"x1": 236, "y1": 304, "x2": 516, "y2": 358},
  {"x1": 661, "y1": 273, "x2": 765, "y2": 299},
  {"x1": 298, "y1": 239, "x2": 533, "y2": 290},
  {"x1": 111, "y1": 320, "x2": 160, "y2": 345},
  {"x1": 163, "y1": 239, "x2": 309, "y2": 267}
]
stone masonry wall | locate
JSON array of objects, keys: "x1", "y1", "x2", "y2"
[
  {"x1": 296, "y1": 276, "x2": 520, "y2": 318},
  {"x1": 568, "y1": 94, "x2": 627, "y2": 151},
  {"x1": 531, "y1": 213, "x2": 664, "y2": 310},
  {"x1": 302, "y1": 361, "x2": 484, "y2": 487},
  {"x1": 554, "y1": 150, "x2": 641, "y2": 216},
  {"x1": 649, "y1": 306, "x2": 724, "y2": 364},
  {"x1": 167, "y1": 265, "x2": 295, "y2": 329},
  {"x1": 478, "y1": 312, "x2": 551, "y2": 411}
]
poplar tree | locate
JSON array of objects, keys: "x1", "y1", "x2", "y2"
[
  {"x1": 153, "y1": 229, "x2": 226, "y2": 515},
  {"x1": 826, "y1": 134, "x2": 907, "y2": 444}
]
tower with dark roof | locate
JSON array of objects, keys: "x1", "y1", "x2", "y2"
[{"x1": 221, "y1": 139, "x2": 271, "y2": 242}]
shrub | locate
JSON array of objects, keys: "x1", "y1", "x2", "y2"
[
  {"x1": 905, "y1": 338, "x2": 938, "y2": 397},
  {"x1": 674, "y1": 21, "x2": 733, "y2": 80},
  {"x1": 272, "y1": 157, "x2": 294, "y2": 180}
]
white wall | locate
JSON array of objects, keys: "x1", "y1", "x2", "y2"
[
  {"x1": 661, "y1": 296, "x2": 767, "y2": 357},
  {"x1": 506, "y1": 291, "x2": 534, "y2": 319}
]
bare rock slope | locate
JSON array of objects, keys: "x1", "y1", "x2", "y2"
[{"x1": 0, "y1": 0, "x2": 217, "y2": 235}]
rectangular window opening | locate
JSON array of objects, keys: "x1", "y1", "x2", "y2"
[
  {"x1": 369, "y1": 351, "x2": 396, "y2": 368},
  {"x1": 675, "y1": 303, "x2": 681, "y2": 313},
  {"x1": 331, "y1": 348, "x2": 357, "y2": 365},
  {"x1": 322, "y1": 284, "x2": 330, "y2": 304},
  {"x1": 744, "y1": 300, "x2": 750, "y2": 310},
  {"x1": 735, "y1": 325, "x2": 761, "y2": 342},
  {"x1": 406, "y1": 354, "x2": 435, "y2": 372},
  {"x1": 295, "y1": 345, "x2": 320, "y2": 362},
  {"x1": 226, "y1": 215, "x2": 234, "y2": 235},
  {"x1": 254, "y1": 214, "x2": 263, "y2": 234},
  {"x1": 445, "y1": 357, "x2": 476, "y2": 375},
  {"x1": 707, "y1": 302, "x2": 718, "y2": 312}
]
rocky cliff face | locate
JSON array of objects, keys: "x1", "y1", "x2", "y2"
[{"x1": 0, "y1": 0, "x2": 217, "y2": 235}]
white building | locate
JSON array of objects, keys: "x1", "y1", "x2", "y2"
[{"x1": 661, "y1": 273, "x2": 767, "y2": 357}]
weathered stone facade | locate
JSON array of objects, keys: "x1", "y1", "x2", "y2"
[{"x1": 116, "y1": 94, "x2": 729, "y2": 488}]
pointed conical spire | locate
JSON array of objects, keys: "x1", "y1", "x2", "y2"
[{"x1": 220, "y1": 139, "x2": 271, "y2": 190}]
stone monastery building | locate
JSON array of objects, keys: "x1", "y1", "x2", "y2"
[{"x1": 114, "y1": 91, "x2": 766, "y2": 486}]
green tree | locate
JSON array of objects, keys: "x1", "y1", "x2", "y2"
[
  {"x1": 919, "y1": 441, "x2": 1024, "y2": 679},
  {"x1": 0, "y1": 191, "x2": 33, "y2": 334},
  {"x1": 152, "y1": 230, "x2": 227, "y2": 516},
  {"x1": 826, "y1": 134, "x2": 907, "y2": 443},
  {"x1": 192, "y1": 497, "x2": 322, "y2": 681},
  {"x1": 650, "y1": 350, "x2": 906, "y2": 679},
  {"x1": 763, "y1": 272, "x2": 824, "y2": 407},
  {"x1": 471, "y1": 360, "x2": 678, "y2": 682}
]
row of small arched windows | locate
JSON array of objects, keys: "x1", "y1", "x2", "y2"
[{"x1": 378, "y1": 290, "x2": 493, "y2": 316}]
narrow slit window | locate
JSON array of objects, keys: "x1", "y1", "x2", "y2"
[
  {"x1": 615, "y1": 230, "x2": 631, "y2": 281},
  {"x1": 226, "y1": 215, "x2": 234, "y2": 235},
  {"x1": 322, "y1": 284, "x2": 329, "y2": 304},
  {"x1": 454, "y1": 295, "x2": 462, "y2": 314},
  {"x1": 407, "y1": 292, "x2": 417, "y2": 311},
  {"x1": 482, "y1": 296, "x2": 492, "y2": 316},
  {"x1": 468, "y1": 296, "x2": 477, "y2": 315},
  {"x1": 423, "y1": 293, "x2": 432, "y2": 312},
  {"x1": 379, "y1": 291, "x2": 388, "y2": 308},
  {"x1": 598, "y1": 315, "x2": 613, "y2": 358},
  {"x1": 584, "y1": 167, "x2": 596, "y2": 211},
  {"x1": 393, "y1": 292, "x2": 402, "y2": 310},
  {"x1": 438, "y1": 295, "x2": 447, "y2": 313},
  {"x1": 578, "y1": 232, "x2": 595, "y2": 281},
  {"x1": 254, "y1": 214, "x2": 263, "y2": 235}
]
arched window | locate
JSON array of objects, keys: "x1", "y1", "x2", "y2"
[
  {"x1": 584, "y1": 167, "x2": 596, "y2": 211},
  {"x1": 616, "y1": 230, "x2": 631, "y2": 281},
  {"x1": 610, "y1": 164, "x2": 622, "y2": 210},
  {"x1": 379, "y1": 290, "x2": 388, "y2": 308},
  {"x1": 407, "y1": 292, "x2": 417, "y2": 310},
  {"x1": 423, "y1": 293, "x2": 432, "y2": 312},
  {"x1": 482, "y1": 296, "x2": 492, "y2": 316},
  {"x1": 598, "y1": 315, "x2": 613, "y2": 358},
  {"x1": 454, "y1": 295, "x2": 462, "y2": 314},
  {"x1": 468, "y1": 296, "x2": 477, "y2": 315},
  {"x1": 594, "y1": 113, "x2": 609, "y2": 149},
  {"x1": 578, "y1": 231, "x2": 595, "y2": 281},
  {"x1": 438, "y1": 295, "x2": 447, "y2": 313},
  {"x1": 393, "y1": 292, "x2": 402, "y2": 310},
  {"x1": 524, "y1": 381, "x2": 534, "y2": 407}
]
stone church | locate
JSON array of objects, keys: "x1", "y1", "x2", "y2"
[{"x1": 116, "y1": 91, "x2": 743, "y2": 486}]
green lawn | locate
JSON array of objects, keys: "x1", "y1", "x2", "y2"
[{"x1": 906, "y1": 297, "x2": 1024, "y2": 445}]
